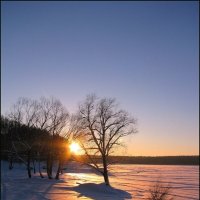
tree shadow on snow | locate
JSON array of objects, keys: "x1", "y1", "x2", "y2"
[{"x1": 72, "y1": 183, "x2": 132, "y2": 200}]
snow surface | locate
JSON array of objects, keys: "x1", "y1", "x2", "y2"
[{"x1": 1, "y1": 161, "x2": 199, "y2": 200}]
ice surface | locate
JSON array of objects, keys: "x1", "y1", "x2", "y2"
[{"x1": 1, "y1": 161, "x2": 199, "y2": 200}]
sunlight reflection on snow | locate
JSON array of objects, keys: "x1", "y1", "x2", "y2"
[{"x1": 1, "y1": 161, "x2": 199, "y2": 200}]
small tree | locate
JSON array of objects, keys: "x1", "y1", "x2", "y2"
[{"x1": 76, "y1": 94, "x2": 137, "y2": 186}]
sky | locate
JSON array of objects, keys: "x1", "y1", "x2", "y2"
[{"x1": 1, "y1": 1, "x2": 199, "y2": 156}]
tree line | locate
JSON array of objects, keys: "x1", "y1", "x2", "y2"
[{"x1": 1, "y1": 94, "x2": 137, "y2": 186}]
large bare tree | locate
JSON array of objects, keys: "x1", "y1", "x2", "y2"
[{"x1": 76, "y1": 94, "x2": 137, "y2": 186}]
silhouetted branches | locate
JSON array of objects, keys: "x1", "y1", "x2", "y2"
[
  {"x1": 74, "y1": 94, "x2": 137, "y2": 185},
  {"x1": 3, "y1": 97, "x2": 69, "y2": 179}
]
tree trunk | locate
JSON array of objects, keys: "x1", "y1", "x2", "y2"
[
  {"x1": 9, "y1": 153, "x2": 14, "y2": 170},
  {"x1": 49, "y1": 159, "x2": 53, "y2": 178},
  {"x1": 102, "y1": 155, "x2": 110, "y2": 186},
  {"x1": 47, "y1": 136, "x2": 54, "y2": 179},
  {"x1": 38, "y1": 152, "x2": 44, "y2": 178},
  {"x1": 55, "y1": 159, "x2": 61, "y2": 179},
  {"x1": 47, "y1": 158, "x2": 50, "y2": 178},
  {"x1": 103, "y1": 171, "x2": 110, "y2": 186},
  {"x1": 32, "y1": 159, "x2": 36, "y2": 174},
  {"x1": 27, "y1": 150, "x2": 32, "y2": 178},
  {"x1": 47, "y1": 154, "x2": 52, "y2": 179}
]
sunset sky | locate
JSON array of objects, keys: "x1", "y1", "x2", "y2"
[{"x1": 2, "y1": 2, "x2": 199, "y2": 156}]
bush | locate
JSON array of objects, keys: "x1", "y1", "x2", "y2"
[{"x1": 148, "y1": 181, "x2": 173, "y2": 200}]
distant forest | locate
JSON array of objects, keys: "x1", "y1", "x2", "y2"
[
  {"x1": 107, "y1": 155, "x2": 199, "y2": 165},
  {"x1": 73, "y1": 155, "x2": 199, "y2": 165}
]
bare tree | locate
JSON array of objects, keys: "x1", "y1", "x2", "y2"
[
  {"x1": 35, "y1": 97, "x2": 69, "y2": 179},
  {"x1": 75, "y1": 94, "x2": 137, "y2": 186},
  {"x1": 1, "y1": 116, "x2": 16, "y2": 169},
  {"x1": 8, "y1": 97, "x2": 40, "y2": 178},
  {"x1": 7, "y1": 97, "x2": 69, "y2": 179},
  {"x1": 8, "y1": 97, "x2": 39, "y2": 127}
]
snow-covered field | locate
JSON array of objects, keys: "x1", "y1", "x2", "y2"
[{"x1": 1, "y1": 161, "x2": 199, "y2": 200}]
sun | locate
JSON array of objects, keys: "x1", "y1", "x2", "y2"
[{"x1": 69, "y1": 142, "x2": 81, "y2": 154}]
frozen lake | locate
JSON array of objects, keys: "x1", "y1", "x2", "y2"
[
  {"x1": 109, "y1": 164, "x2": 199, "y2": 199},
  {"x1": 1, "y1": 161, "x2": 199, "y2": 200}
]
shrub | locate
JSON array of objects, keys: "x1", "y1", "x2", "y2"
[{"x1": 148, "y1": 181, "x2": 173, "y2": 200}]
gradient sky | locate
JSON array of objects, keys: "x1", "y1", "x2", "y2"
[{"x1": 1, "y1": 1, "x2": 199, "y2": 156}]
